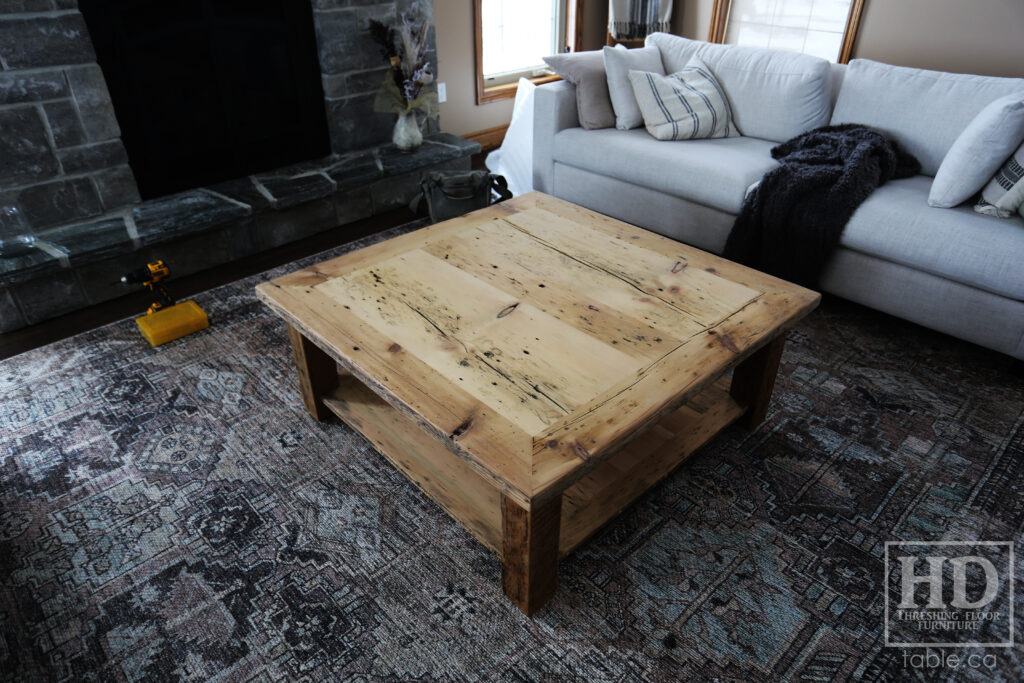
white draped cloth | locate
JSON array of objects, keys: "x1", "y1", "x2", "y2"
[
  {"x1": 485, "y1": 79, "x2": 536, "y2": 197},
  {"x1": 609, "y1": 0, "x2": 673, "y2": 40}
]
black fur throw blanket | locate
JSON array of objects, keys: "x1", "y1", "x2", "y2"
[{"x1": 723, "y1": 124, "x2": 920, "y2": 286}]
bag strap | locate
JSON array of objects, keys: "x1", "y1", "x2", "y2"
[
  {"x1": 409, "y1": 174, "x2": 442, "y2": 217},
  {"x1": 490, "y1": 174, "x2": 512, "y2": 203},
  {"x1": 409, "y1": 190, "x2": 427, "y2": 217}
]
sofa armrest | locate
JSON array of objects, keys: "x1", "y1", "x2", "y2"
[{"x1": 532, "y1": 80, "x2": 579, "y2": 193}]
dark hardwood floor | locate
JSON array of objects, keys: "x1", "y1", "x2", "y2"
[{"x1": 0, "y1": 206, "x2": 419, "y2": 361}]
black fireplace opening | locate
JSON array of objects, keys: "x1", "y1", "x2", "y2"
[{"x1": 79, "y1": 0, "x2": 331, "y2": 199}]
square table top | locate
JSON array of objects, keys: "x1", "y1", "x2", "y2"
[{"x1": 256, "y1": 192, "x2": 819, "y2": 507}]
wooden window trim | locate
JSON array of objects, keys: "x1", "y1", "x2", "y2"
[
  {"x1": 474, "y1": 0, "x2": 583, "y2": 105},
  {"x1": 707, "y1": 0, "x2": 729, "y2": 43},
  {"x1": 708, "y1": 0, "x2": 865, "y2": 64},
  {"x1": 464, "y1": 123, "x2": 510, "y2": 152},
  {"x1": 477, "y1": 74, "x2": 561, "y2": 105},
  {"x1": 838, "y1": 0, "x2": 865, "y2": 64}
]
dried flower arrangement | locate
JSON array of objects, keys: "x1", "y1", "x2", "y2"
[{"x1": 369, "y1": 4, "x2": 438, "y2": 126}]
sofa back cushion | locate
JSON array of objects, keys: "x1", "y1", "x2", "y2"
[
  {"x1": 543, "y1": 50, "x2": 617, "y2": 130},
  {"x1": 604, "y1": 45, "x2": 665, "y2": 130},
  {"x1": 830, "y1": 59, "x2": 1024, "y2": 176},
  {"x1": 829, "y1": 63, "x2": 846, "y2": 108},
  {"x1": 646, "y1": 33, "x2": 832, "y2": 142}
]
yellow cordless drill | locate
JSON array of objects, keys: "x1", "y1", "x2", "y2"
[
  {"x1": 121, "y1": 260, "x2": 209, "y2": 346},
  {"x1": 121, "y1": 260, "x2": 173, "y2": 314}
]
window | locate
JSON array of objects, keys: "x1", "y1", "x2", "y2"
[
  {"x1": 709, "y1": 0, "x2": 865, "y2": 63},
  {"x1": 474, "y1": 0, "x2": 578, "y2": 104}
]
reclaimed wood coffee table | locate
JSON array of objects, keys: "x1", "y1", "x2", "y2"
[{"x1": 256, "y1": 192, "x2": 819, "y2": 615}]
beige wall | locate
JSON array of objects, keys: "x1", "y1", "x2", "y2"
[
  {"x1": 671, "y1": 0, "x2": 714, "y2": 39},
  {"x1": 435, "y1": 0, "x2": 514, "y2": 137},
  {"x1": 854, "y1": 0, "x2": 1024, "y2": 78},
  {"x1": 436, "y1": 0, "x2": 1024, "y2": 136}
]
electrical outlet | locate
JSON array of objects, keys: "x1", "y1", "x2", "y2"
[{"x1": 437, "y1": 82, "x2": 447, "y2": 103}]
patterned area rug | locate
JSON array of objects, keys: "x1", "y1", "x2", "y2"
[{"x1": 1, "y1": 222, "x2": 1022, "y2": 682}]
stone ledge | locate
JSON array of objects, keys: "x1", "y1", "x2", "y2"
[
  {"x1": 43, "y1": 217, "x2": 134, "y2": 266},
  {"x1": 0, "y1": 133, "x2": 479, "y2": 332},
  {"x1": 0, "y1": 133, "x2": 479, "y2": 289},
  {"x1": 132, "y1": 190, "x2": 252, "y2": 245}
]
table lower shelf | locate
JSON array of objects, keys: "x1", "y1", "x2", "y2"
[
  {"x1": 559, "y1": 376, "x2": 744, "y2": 556},
  {"x1": 322, "y1": 373, "x2": 744, "y2": 559}
]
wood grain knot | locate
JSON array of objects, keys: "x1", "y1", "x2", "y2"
[
  {"x1": 717, "y1": 333, "x2": 740, "y2": 354},
  {"x1": 571, "y1": 441, "x2": 592, "y2": 461},
  {"x1": 451, "y1": 417, "x2": 473, "y2": 438},
  {"x1": 497, "y1": 303, "x2": 519, "y2": 318},
  {"x1": 388, "y1": 343, "x2": 402, "y2": 353}
]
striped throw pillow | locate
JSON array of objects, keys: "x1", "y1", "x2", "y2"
[
  {"x1": 627, "y1": 57, "x2": 737, "y2": 141},
  {"x1": 975, "y1": 142, "x2": 1024, "y2": 218}
]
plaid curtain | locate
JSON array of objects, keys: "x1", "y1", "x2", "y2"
[{"x1": 608, "y1": 0, "x2": 673, "y2": 40}]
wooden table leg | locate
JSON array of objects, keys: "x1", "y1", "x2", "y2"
[
  {"x1": 730, "y1": 334, "x2": 786, "y2": 429},
  {"x1": 501, "y1": 494, "x2": 562, "y2": 616},
  {"x1": 287, "y1": 323, "x2": 338, "y2": 421}
]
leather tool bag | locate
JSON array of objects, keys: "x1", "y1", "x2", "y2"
[{"x1": 413, "y1": 170, "x2": 512, "y2": 224}]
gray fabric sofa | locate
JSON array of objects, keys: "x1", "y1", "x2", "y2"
[{"x1": 533, "y1": 33, "x2": 1024, "y2": 359}]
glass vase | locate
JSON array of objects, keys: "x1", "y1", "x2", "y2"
[{"x1": 392, "y1": 110, "x2": 423, "y2": 152}]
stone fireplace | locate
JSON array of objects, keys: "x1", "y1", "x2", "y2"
[
  {"x1": 0, "y1": 0, "x2": 475, "y2": 332},
  {"x1": 78, "y1": 0, "x2": 333, "y2": 199}
]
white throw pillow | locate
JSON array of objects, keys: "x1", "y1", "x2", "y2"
[
  {"x1": 929, "y1": 92, "x2": 1024, "y2": 208},
  {"x1": 603, "y1": 44, "x2": 664, "y2": 130},
  {"x1": 974, "y1": 142, "x2": 1024, "y2": 218},
  {"x1": 628, "y1": 58, "x2": 737, "y2": 141}
]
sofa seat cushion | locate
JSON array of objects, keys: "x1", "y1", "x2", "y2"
[
  {"x1": 552, "y1": 127, "x2": 777, "y2": 213},
  {"x1": 840, "y1": 175, "x2": 1024, "y2": 300}
]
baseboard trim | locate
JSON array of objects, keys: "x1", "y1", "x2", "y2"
[{"x1": 464, "y1": 124, "x2": 510, "y2": 153}]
